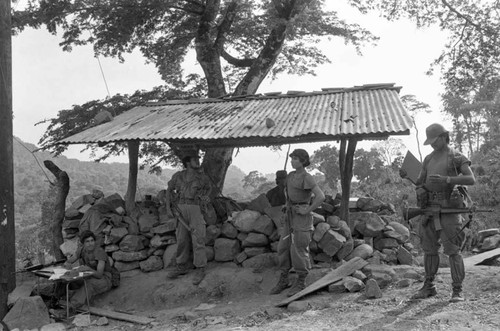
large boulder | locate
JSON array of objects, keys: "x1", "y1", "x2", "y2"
[
  {"x1": 242, "y1": 233, "x2": 269, "y2": 247},
  {"x1": 205, "y1": 225, "x2": 221, "y2": 246},
  {"x1": 313, "y1": 222, "x2": 331, "y2": 242},
  {"x1": 232, "y1": 210, "x2": 262, "y2": 233},
  {"x1": 214, "y1": 238, "x2": 241, "y2": 262},
  {"x1": 352, "y1": 212, "x2": 386, "y2": 237},
  {"x1": 221, "y1": 222, "x2": 238, "y2": 239},
  {"x1": 356, "y1": 197, "x2": 384, "y2": 212},
  {"x1": 336, "y1": 239, "x2": 354, "y2": 260},
  {"x1": 244, "y1": 247, "x2": 270, "y2": 257},
  {"x1": 119, "y1": 235, "x2": 145, "y2": 252},
  {"x1": 3, "y1": 296, "x2": 50, "y2": 330},
  {"x1": 345, "y1": 243, "x2": 373, "y2": 261},
  {"x1": 374, "y1": 238, "x2": 399, "y2": 251},
  {"x1": 388, "y1": 222, "x2": 410, "y2": 242},
  {"x1": 252, "y1": 214, "x2": 275, "y2": 236},
  {"x1": 138, "y1": 214, "x2": 159, "y2": 233},
  {"x1": 481, "y1": 234, "x2": 500, "y2": 251},
  {"x1": 318, "y1": 230, "x2": 346, "y2": 257},
  {"x1": 108, "y1": 227, "x2": 129, "y2": 244}
]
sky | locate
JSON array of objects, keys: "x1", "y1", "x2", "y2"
[{"x1": 11, "y1": 1, "x2": 450, "y2": 175}]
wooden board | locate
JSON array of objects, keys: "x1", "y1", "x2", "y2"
[
  {"x1": 276, "y1": 257, "x2": 368, "y2": 307},
  {"x1": 464, "y1": 248, "x2": 500, "y2": 267},
  {"x1": 78, "y1": 306, "x2": 154, "y2": 325}
]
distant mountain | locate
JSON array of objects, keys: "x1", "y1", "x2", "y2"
[{"x1": 12, "y1": 138, "x2": 250, "y2": 229}]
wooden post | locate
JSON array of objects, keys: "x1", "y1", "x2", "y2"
[
  {"x1": 125, "y1": 140, "x2": 140, "y2": 214},
  {"x1": 339, "y1": 138, "x2": 357, "y2": 225},
  {"x1": 43, "y1": 161, "x2": 70, "y2": 260},
  {"x1": 0, "y1": 0, "x2": 15, "y2": 319}
]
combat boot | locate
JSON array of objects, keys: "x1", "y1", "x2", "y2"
[
  {"x1": 167, "y1": 264, "x2": 188, "y2": 279},
  {"x1": 411, "y1": 277, "x2": 437, "y2": 299},
  {"x1": 287, "y1": 273, "x2": 307, "y2": 297},
  {"x1": 450, "y1": 286, "x2": 464, "y2": 302},
  {"x1": 192, "y1": 267, "x2": 206, "y2": 285},
  {"x1": 270, "y1": 272, "x2": 290, "y2": 295}
]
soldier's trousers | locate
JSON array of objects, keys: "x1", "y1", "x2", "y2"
[
  {"x1": 176, "y1": 204, "x2": 207, "y2": 268},
  {"x1": 277, "y1": 220, "x2": 312, "y2": 275}
]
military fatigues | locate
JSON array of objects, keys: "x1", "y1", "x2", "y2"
[
  {"x1": 70, "y1": 246, "x2": 112, "y2": 308},
  {"x1": 418, "y1": 149, "x2": 470, "y2": 289},
  {"x1": 168, "y1": 169, "x2": 211, "y2": 268},
  {"x1": 277, "y1": 171, "x2": 317, "y2": 276}
]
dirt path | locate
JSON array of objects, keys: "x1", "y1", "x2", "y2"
[{"x1": 80, "y1": 263, "x2": 500, "y2": 331}]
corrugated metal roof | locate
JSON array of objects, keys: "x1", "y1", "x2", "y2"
[{"x1": 57, "y1": 84, "x2": 413, "y2": 148}]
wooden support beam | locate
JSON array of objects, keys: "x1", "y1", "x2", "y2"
[
  {"x1": 78, "y1": 306, "x2": 154, "y2": 325},
  {"x1": 276, "y1": 257, "x2": 367, "y2": 307},
  {"x1": 0, "y1": 0, "x2": 15, "y2": 319},
  {"x1": 339, "y1": 138, "x2": 357, "y2": 224},
  {"x1": 125, "y1": 140, "x2": 140, "y2": 214}
]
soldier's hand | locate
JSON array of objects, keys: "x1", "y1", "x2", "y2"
[
  {"x1": 293, "y1": 205, "x2": 310, "y2": 215},
  {"x1": 399, "y1": 169, "x2": 407, "y2": 179}
]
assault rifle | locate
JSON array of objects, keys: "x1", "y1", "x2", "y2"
[{"x1": 402, "y1": 205, "x2": 493, "y2": 231}]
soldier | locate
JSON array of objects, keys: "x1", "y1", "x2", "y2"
[
  {"x1": 402, "y1": 123, "x2": 475, "y2": 302},
  {"x1": 270, "y1": 149, "x2": 325, "y2": 296},
  {"x1": 266, "y1": 170, "x2": 287, "y2": 207},
  {"x1": 166, "y1": 152, "x2": 212, "y2": 285}
]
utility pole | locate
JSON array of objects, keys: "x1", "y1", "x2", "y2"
[{"x1": 0, "y1": 0, "x2": 16, "y2": 319}]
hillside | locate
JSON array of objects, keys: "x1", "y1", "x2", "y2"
[{"x1": 12, "y1": 138, "x2": 252, "y2": 260}]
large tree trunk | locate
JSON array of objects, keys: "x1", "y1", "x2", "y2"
[
  {"x1": 125, "y1": 141, "x2": 140, "y2": 214},
  {"x1": 339, "y1": 138, "x2": 357, "y2": 225},
  {"x1": 43, "y1": 161, "x2": 69, "y2": 261}
]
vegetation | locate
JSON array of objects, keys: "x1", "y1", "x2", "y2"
[
  {"x1": 12, "y1": 0, "x2": 379, "y2": 190},
  {"x1": 12, "y1": 137, "x2": 249, "y2": 264}
]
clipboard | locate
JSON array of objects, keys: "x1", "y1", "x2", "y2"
[{"x1": 401, "y1": 151, "x2": 422, "y2": 184}]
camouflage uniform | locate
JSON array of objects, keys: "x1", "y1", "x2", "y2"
[{"x1": 168, "y1": 169, "x2": 211, "y2": 268}]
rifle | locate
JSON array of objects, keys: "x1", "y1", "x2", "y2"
[
  {"x1": 171, "y1": 202, "x2": 192, "y2": 233},
  {"x1": 14, "y1": 259, "x2": 66, "y2": 274},
  {"x1": 402, "y1": 206, "x2": 493, "y2": 231}
]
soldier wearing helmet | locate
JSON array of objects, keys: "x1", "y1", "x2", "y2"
[
  {"x1": 270, "y1": 149, "x2": 325, "y2": 297},
  {"x1": 402, "y1": 123, "x2": 475, "y2": 302}
]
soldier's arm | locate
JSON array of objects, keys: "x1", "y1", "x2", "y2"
[{"x1": 448, "y1": 164, "x2": 475, "y2": 186}]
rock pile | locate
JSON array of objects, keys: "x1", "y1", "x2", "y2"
[{"x1": 58, "y1": 191, "x2": 416, "y2": 275}]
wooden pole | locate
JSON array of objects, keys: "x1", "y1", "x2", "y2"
[
  {"x1": 125, "y1": 140, "x2": 140, "y2": 214},
  {"x1": 339, "y1": 138, "x2": 357, "y2": 225},
  {"x1": 0, "y1": 0, "x2": 16, "y2": 319}
]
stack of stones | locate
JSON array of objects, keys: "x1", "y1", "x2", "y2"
[
  {"x1": 58, "y1": 191, "x2": 416, "y2": 275},
  {"x1": 59, "y1": 191, "x2": 178, "y2": 273},
  {"x1": 310, "y1": 196, "x2": 416, "y2": 267}
]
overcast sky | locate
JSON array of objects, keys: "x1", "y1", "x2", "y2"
[{"x1": 11, "y1": 2, "x2": 449, "y2": 175}]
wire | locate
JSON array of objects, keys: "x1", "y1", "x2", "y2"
[
  {"x1": 13, "y1": 137, "x2": 54, "y2": 185},
  {"x1": 96, "y1": 56, "x2": 111, "y2": 99}
]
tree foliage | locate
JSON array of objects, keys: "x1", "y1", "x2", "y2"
[
  {"x1": 310, "y1": 144, "x2": 340, "y2": 192},
  {"x1": 12, "y1": 0, "x2": 378, "y2": 188},
  {"x1": 350, "y1": 0, "x2": 500, "y2": 156},
  {"x1": 352, "y1": 147, "x2": 384, "y2": 182}
]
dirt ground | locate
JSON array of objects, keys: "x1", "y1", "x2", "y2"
[{"x1": 63, "y1": 258, "x2": 500, "y2": 331}]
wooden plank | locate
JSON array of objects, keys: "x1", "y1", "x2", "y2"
[
  {"x1": 464, "y1": 248, "x2": 500, "y2": 267},
  {"x1": 79, "y1": 306, "x2": 154, "y2": 325},
  {"x1": 276, "y1": 257, "x2": 368, "y2": 307}
]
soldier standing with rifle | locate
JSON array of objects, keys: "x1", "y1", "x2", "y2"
[
  {"x1": 401, "y1": 123, "x2": 475, "y2": 302},
  {"x1": 270, "y1": 149, "x2": 325, "y2": 297},
  {"x1": 166, "y1": 152, "x2": 212, "y2": 285}
]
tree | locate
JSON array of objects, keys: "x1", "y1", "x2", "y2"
[
  {"x1": 400, "y1": 94, "x2": 431, "y2": 162},
  {"x1": 242, "y1": 170, "x2": 268, "y2": 190},
  {"x1": 373, "y1": 137, "x2": 406, "y2": 167},
  {"x1": 352, "y1": 147, "x2": 384, "y2": 182},
  {"x1": 12, "y1": 0, "x2": 377, "y2": 190},
  {"x1": 310, "y1": 144, "x2": 340, "y2": 192},
  {"x1": 350, "y1": 0, "x2": 500, "y2": 157}
]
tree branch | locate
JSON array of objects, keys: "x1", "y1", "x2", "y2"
[
  {"x1": 214, "y1": 1, "x2": 238, "y2": 50},
  {"x1": 221, "y1": 49, "x2": 255, "y2": 67},
  {"x1": 441, "y1": 0, "x2": 497, "y2": 36}
]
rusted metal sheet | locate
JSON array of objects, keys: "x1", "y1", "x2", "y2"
[{"x1": 57, "y1": 84, "x2": 412, "y2": 148}]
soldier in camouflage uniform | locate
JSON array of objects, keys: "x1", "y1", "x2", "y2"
[
  {"x1": 270, "y1": 149, "x2": 325, "y2": 297},
  {"x1": 166, "y1": 153, "x2": 212, "y2": 285}
]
